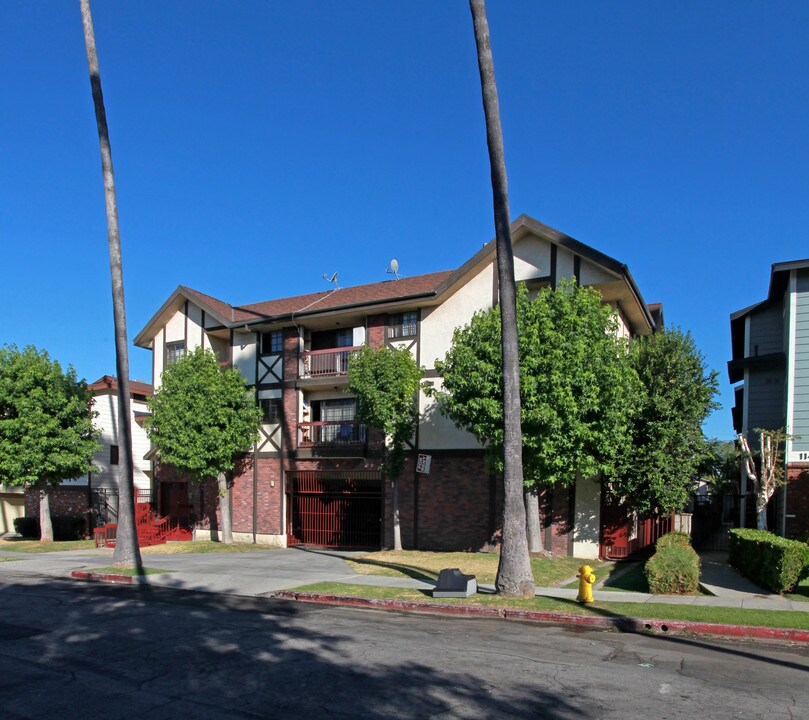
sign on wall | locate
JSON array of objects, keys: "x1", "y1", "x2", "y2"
[{"x1": 416, "y1": 454, "x2": 431, "y2": 475}]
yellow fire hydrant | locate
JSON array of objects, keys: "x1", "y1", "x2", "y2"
[{"x1": 576, "y1": 564, "x2": 596, "y2": 604}]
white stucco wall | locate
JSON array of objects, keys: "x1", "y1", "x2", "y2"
[
  {"x1": 232, "y1": 331, "x2": 257, "y2": 385},
  {"x1": 72, "y1": 393, "x2": 152, "y2": 492},
  {"x1": 579, "y1": 260, "x2": 615, "y2": 286},
  {"x1": 514, "y1": 236, "x2": 552, "y2": 281},
  {"x1": 572, "y1": 475, "x2": 601, "y2": 559},
  {"x1": 421, "y1": 264, "x2": 494, "y2": 368},
  {"x1": 164, "y1": 308, "x2": 186, "y2": 343}
]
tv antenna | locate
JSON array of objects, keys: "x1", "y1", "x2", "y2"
[
  {"x1": 386, "y1": 258, "x2": 400, "y2": 280},
  {"x1": 322, "y1": 272, "x2": 339, "y2": 289}
]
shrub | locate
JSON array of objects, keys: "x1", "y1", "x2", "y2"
[
  {"x1": 729, "y1": 528, "x2": 809, "y2": 593},
  {"x1": 13, "y1": 516, "x2": 39, "y2": 538},
  {"x1": 656, "y1": 531, "x2": 691, "y2": 550},
  {"x1": 52, "y1": 516, "x2": 87, "y2": 541},
  {"x1": 645, "y1": 543, "x2": 701, "y2": 594},
  {"x1": 11, "y1": 516, "x2": 87, "y2": 541}
]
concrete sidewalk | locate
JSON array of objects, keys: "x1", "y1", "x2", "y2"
[{"x1": 1, "y1": 543, "x2": 807, "y2": 612}]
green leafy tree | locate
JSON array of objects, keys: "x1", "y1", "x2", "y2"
[
  {"x1": 0, "y1": 345, "x2": 100, "y2": 542},
  {"x1": 699, "y1": 439, "x2": 739, "y2": 496},
  {"x1": 617, "y1": 327, "x2": 720, "y2": 514},
  {"x1": 146, "y1": 348, "x2": 262, "y2": 544},
  {"x1": 432, "y1": 281, "x2": 640, "y2": 544},
  {"x1": 347, "y1": 345, "x2": 423, "y2": 551}
]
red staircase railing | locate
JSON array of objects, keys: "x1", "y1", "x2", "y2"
[{"x1": 94, "y1": 501, "x2": 184, "y2": 548}]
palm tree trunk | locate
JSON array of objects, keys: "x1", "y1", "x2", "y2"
[
  {"x1": 469, "y1": 0, "x2": 534, "y2": 596},
  {"x1": 39, "y1": 485, "x2": 54, "y2": 543},
  {"x1": 80, "y1": 0, "x2": 142, "y2": 572}
]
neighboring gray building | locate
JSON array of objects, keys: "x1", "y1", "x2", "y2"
[{"x1": 729, "y1": 259, "x2": 809, "y2": 538}]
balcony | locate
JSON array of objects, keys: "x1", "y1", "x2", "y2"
[
  {"x1": 297, "y1": 421, "x2": 367, "y2": 458},
  {"x1": 300, "y1": 346, "x2": 362, "y2": 379}
]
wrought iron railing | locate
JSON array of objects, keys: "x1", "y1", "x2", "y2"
[
  {"x1": 300, "y1": 346, "x2": 362, "y2": 378},
  {"x1": 298, "y1": 421, "x2": 366, "y2": 447}
]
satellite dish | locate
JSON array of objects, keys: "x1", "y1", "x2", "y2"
[{"x1": 387, "y1": 258, "x2": 400, "y2": 280}]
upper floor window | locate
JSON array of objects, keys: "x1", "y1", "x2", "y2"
[
  {"x1": 388, "y1": 311, "x2": 418, "y2": 339},
  {"x1": 166, "y1": 342, "x2": 185, "y2": 365},
  {"x1": 261, "y1": 330, "x2": 283, "y2": 355},
  {"x1": 110, "y1": 445, "x2": 119, "y2": 465},
  {"x1": 260, "y1": 398, "x2": 283, "y2": 423}
]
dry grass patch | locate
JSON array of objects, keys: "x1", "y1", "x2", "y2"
[
  {"x1": 0, "y1": 539, "x2": 97, "y2": 554},
  {"x1": 140, "y1": 540, "x2": 279, "y2": 555},
  {"x1": 347, "y1": 550, "x2": 598, "y2": 586}
]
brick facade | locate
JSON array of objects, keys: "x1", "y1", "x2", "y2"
[
  {"x1": 25, "y1": 486, "x2": 89, "y2": 519},
  {"x1": 786, "y1": 463, "x2": 809, "y2": 539},
  {"x1": 367, "y1": 314, "x2": 386, "y2": 349}
]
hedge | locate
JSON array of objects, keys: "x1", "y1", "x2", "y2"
[
  {"x1": 656, "y1": 531, "x2": 691, "y2": 550},
  {"x1": 12, "y1": 516, "x2": 87, "y2": 541},
  {"x1": 728, "y1": 528, "x2": 809, "y2": 593},
  {"x1": 645, "y1": 542, "x2": 701, "y2": 594}
]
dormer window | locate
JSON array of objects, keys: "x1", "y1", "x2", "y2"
[{"x1": 388, "y1": 311, "x2": 418, "y2": 339}]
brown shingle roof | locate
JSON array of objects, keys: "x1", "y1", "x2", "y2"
[
  {"x1": 88, "y1": 376, "x2": 153, "y2": 396},
  {"x1": 230, "y1": 270, "x2": 454, "y2": 320},
  {"x1": 180, "y1": 286, "x2": 263, "y2": 324}
]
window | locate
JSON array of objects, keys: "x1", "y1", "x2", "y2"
[
  {"x1": 260, "y1": 398, "x2": 283, "y2": 423},
  {"x1": 110, "y1": 445, "x2": 119, "y2": 465},
  {"x1": 261, "y1": 330, "x2": 283, "y2": 355},
  {"x1": 166, "y1": 342, "x2": 185, "y2": 364},
  {"x1": 388, "y1": 311, "x2": 418, "y2": 339}
]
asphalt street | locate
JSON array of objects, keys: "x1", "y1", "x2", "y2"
[{"x1": 1, "y1": 572, "x2": 807, "y2": 719}]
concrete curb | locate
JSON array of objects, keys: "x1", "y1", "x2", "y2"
[
  {"x1": 71, "y1": 570, "x2": 147, "y2": 585},
  {"x1": 273, "y1": 590, "x2": 809, "y2": 644}
]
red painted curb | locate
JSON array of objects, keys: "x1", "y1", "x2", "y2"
[
  {"x1": 273, "y1": 591, "x2": 809, "y2": 644},
  {"x1": 71, "y1": 570, "x2": 133, "y2": 584}
]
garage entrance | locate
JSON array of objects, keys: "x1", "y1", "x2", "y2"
[{"x1": 286, "y1": 470, "x2": 382, "y2": 549}]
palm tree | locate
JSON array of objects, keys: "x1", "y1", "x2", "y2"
[
  {"x1": 79, "y1": 0, "x2": 143, "y2": 572},
  {"x1": 469, "y1": 0, "x2": 534, "y2": 596}
]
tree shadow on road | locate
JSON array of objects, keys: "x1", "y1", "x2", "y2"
[{"x1": 0, "y1": 576, "x2": 582, "y2": 719}]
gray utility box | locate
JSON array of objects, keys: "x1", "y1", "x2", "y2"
[{"x1": 432, "y1": 568, "x2": 477, "y2": 598}]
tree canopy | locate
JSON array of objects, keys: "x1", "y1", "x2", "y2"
[
  {"x1": 146, "y1": 347, "x2": 262, "y2": 483},
  {"x1": 432, "y1": 280, "x2": 640, "y2": 490},
  {"x1": 347, "y1": 344, "x2": 423, "y2": 552},
  {"x1": 616, "y1": 327, "x2": 720, "y2": 513},
  {"x1": 0, "y1": 344, "x2": 99, "y2": 489},
  {"x1": 347, "y1": 344, "x2": 423, "y2": 480}
]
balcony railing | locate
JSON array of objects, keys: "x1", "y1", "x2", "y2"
[
  {"x1": 300, "y1": 346, "x2": 362, "y2": 379},
  {"x1": 298, "y1": 421, "x2": 366, "y2": 447}
]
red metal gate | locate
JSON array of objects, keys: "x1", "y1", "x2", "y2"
[
  {"x1": 600, "y1": 487, "x2": 675, "y2": 559},
  {"x1": 286, "y1": 470, "x2": 382, "y2": 548}
]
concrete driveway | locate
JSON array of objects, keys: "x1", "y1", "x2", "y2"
[{"x1": 0, "y1": 545, "x2": 435, "y2": 597}]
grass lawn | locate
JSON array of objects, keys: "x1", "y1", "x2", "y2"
[
  {"x1": 89, "y1": 566, "x2": 176, "y2": 576},
  {"x1": 290, "y1": 582, "x2": 809, "y2": 631},
  {"x1": 347, "y1": 550, "x2": 595, "y2": 586},
  {"x1": 140, "y1": 541, "x2": 279, "y2": 555},
  {"x1": 0, "y1": 539, "x2": 96, "y2": 554}
]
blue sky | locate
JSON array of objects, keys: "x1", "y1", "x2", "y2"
[{"x1": 2, "y1": 2, "x2": 808, "y2": 441}]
